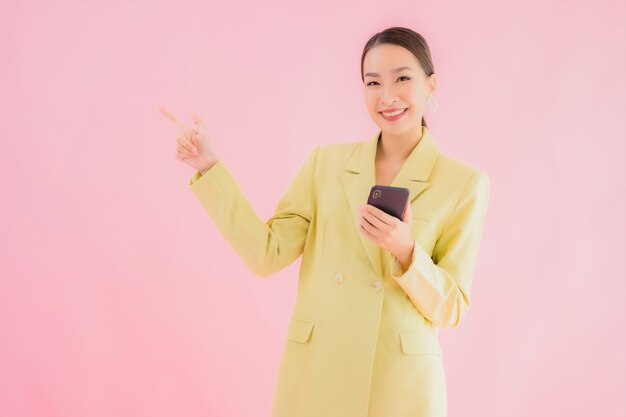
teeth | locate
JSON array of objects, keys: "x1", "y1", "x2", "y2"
[{"x1": 382, "y1": 108, "x2": 406, "y2": 117}]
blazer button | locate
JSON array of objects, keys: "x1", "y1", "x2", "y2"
[
  {"x1": 334, "y1": 273, "x2": 344, "y2": 283},
  {"x1": 372, "y1": 280, "x2": 383, "y2": 291}
]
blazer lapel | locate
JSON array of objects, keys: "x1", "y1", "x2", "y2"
[{"x1": 339, "y1": 125, "x2": 440, "y2": 278}]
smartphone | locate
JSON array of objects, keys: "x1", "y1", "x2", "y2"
[{"x1": 366, "y1": 185, "x2": 410, "y2": 221}]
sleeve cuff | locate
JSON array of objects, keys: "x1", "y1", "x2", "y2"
[
  {"x1": 188, "y1": 159, "x2": 227, "y2": 187},
  {"x1": 391, "y1": 239, "x2": 432, "y2": 280}
]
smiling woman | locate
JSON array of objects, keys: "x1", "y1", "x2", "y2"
[
  {"x1": 361, "y1": 27, "x2": 436, "y2": 133},
  {"x1": 177, "y1": 26, "x2": 490, "y2": 417}
]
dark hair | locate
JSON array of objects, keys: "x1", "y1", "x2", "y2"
[{"x1": 361, "y1": 27, "x2": 435, "y2": 128}]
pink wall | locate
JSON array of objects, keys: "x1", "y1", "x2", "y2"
[{"x1": 1, "y1": 1, "x2": 624, "y2": 416}]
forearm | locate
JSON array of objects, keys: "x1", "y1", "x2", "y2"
[
  {"x1": 189, "y1": 147, "x2": 319, "y2": 277},
  {"x1": 391, "y1": 241, "x2": 471, "y2": 328},
  {"x1": 394, "y1": 240, "x2": 415, "y2": 275}
]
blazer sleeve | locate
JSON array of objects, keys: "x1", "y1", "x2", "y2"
[
  {"x1": 390, "y1": 171, "x2": 490, "y2": 328},
  {"x1": 188, "y1": 146, "x2": 320, "y2": 277}
]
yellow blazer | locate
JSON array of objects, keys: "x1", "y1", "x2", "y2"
[{"x1": 189, "y1": 125, "x2": 490, "y2": 417}]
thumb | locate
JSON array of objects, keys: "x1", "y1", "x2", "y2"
[
  {"x1": 402, "y1": 201, "x2": 412, "y2": 223},
  {"x1": 181, "y1": 125, "x2": 196, "y2": 142},
  {"x1": 191, "y1": 112, "x2": 209, "y2": 137},
  {"x1": 189, "y1": 130, "x2": 200, "y2": 147}
]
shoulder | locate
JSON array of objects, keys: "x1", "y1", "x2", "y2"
[
  {"x1": 302, "y1": 140, "x2": 361, "y2": 171},
  {"x1": 320, "y1": 136, "x2": 370, "y2": 162},
  {"x1": 435, "y1": 152, "x2": 487, "y2": 179},
  {"x1": 294, "y1": 140, "x2": 360, "y2": 185},
  {"x1": 432, "y1": 151, "x2": 490, "y2": 195}
]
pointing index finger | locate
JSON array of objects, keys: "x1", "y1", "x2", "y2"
[{"x1": 159, "y1": 107, "x2": 188, "y2": 131}]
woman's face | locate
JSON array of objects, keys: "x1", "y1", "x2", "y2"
[{"x1": 362, "y1": 43, "x2": 436, "y2": 138}]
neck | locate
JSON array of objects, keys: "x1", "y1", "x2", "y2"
[{"x1": 377, "y1": 125, "x2": 424, "y2": 162}]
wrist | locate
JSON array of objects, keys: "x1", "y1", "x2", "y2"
[
  {"x1": 199, "y1": 158, "x2": 220, "y2": 174},
  {"x1": 395, "y1": 240, "x2": 415, "y2": 272}
]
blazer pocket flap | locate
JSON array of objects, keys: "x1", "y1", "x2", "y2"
[
  {"x1": 287, "y1": 318, "x2": 315, "y2": 343},
  {"x1": 399, "y1": 332, "x2": 442, "y2": 355}
]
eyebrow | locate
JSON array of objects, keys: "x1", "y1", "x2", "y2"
[{"x1": 364, "y1": 66, "x2": 413, "y2": 78}]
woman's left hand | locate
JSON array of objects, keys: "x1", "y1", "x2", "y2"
[{"x1": 356, "y1": 201, "x2": 415, "y2": 262}]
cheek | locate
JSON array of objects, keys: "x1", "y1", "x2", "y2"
[
  {"x1": 407, "y1": 96, "x2": 426, "y2": 114},
  {"x1": 411, "y1": 88, "x2": 428, "y2": 104},
  {"x1": 364, "y1": 95, "x2": 377, "y2": 112}
]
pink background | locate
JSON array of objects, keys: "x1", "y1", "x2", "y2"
[{"x1": 1, "y1": 1, "x2": 624, "y2": 416}]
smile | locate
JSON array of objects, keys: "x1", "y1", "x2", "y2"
[{"x1": 379, "y1": 108, "x2": 408, "y2": 121}]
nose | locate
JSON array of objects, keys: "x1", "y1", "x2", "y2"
[{"x1": 381, "y1": 86, "x2": 398, "y2": 106}]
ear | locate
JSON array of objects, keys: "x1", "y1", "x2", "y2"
[{"x1": 428, "y1": 73, "x2": 437, "y2": 96}]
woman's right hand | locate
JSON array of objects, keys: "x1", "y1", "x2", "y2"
[{"x1": 159, "y1": 107, "x2": 220, "y2": 174}]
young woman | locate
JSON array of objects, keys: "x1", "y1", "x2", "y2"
[{"x1": 161, "y1": 26, "x2": 490, "y2": 417}]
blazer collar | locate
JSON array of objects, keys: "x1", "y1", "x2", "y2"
[{"x1": 339, "y1": 125, "x2": 440, "y2": 278}]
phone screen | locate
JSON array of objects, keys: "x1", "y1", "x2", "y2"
[{"x1": 366, "y1": 185, "x2": 410, "y2": 220}]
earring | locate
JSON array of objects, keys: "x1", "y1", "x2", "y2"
[{"x1": 427, "y1": 96, "x2": 438, "y2": 111}]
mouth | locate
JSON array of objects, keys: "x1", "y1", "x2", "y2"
[{"x1": 379, "y1": 107, "x2": 408, "y2": 121}]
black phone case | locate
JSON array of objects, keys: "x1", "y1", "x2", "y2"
[{"x1": 366, "y1": 185, "x2": 410, "y2": 220}]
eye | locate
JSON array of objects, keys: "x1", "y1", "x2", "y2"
[{"x1": 366, "y1": 76, "x2": 411, "y2": 86}]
